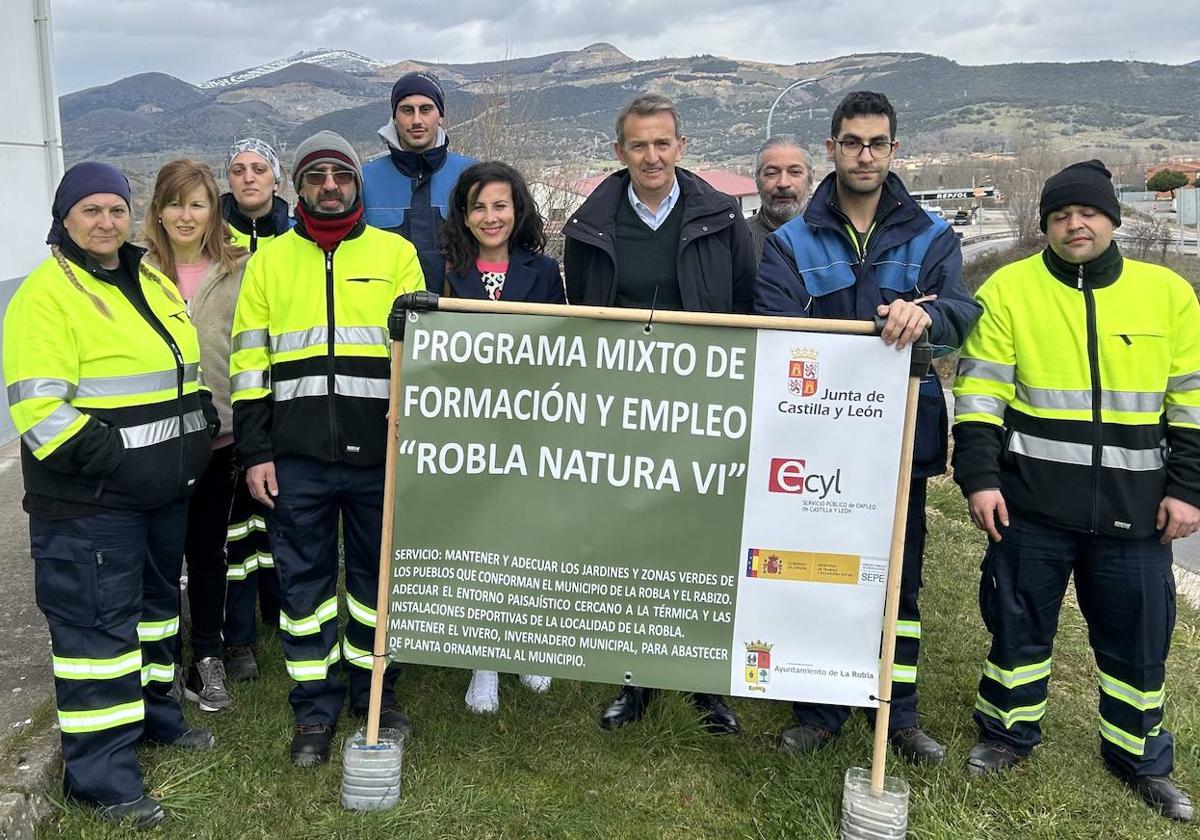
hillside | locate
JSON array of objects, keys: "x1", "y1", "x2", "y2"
[{"x1": 59, "y1": 46, "x2": 1200, "y2": 187}]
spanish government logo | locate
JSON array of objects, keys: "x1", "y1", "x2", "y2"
[
  {"x1": 744, "y1": 641, "x2": 773, "y2": 692},
  {"x1": 788, "y1": 348, "x2": 819, "y2": 397}
]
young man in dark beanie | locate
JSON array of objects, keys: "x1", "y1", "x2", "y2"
[
  {"x1": 952, "y1": 159, "x2": 1200, "y2": 821},
  {"x1": 230, "y1": 130, "x2": 426, "y2": 767},
  {"x1": 362, "y1": 71, "x2": 475, "y2": 294}
]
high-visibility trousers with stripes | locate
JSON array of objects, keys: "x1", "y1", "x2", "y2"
[
  {"x1": 975, "y1": 511, "x2": 1175, "y2": 777},
  {"x1": 792, "y1": 478, "x2": 928, "y2": 732},
  {"x1": 30, "y1": 502, "x2": 189, "y2": 806},
  {"x1": 267, "y1": 457, "x2": 398, "y2": 725},
  {"x1": 223, "y1": 475, "x2": 279, "y2": 647}
]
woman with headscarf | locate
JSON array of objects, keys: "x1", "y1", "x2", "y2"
[{"x1": 2, "y1": 162, "x2": 218, "y2": 829}]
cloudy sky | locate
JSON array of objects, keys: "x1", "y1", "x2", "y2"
[{"x1": 53, "y1": 0, "x2": 1199, "y2": 93}]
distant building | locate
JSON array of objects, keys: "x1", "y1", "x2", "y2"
[{"x1": 1145, "y1": 161, "x2": 1200, "y2": 186}]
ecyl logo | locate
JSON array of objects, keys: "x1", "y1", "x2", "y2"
[{"x1": 768, "y1": 458, "x2": 843, "y2": 499}]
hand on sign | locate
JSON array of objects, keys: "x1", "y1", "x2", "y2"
[
  {"x1": 1157, "y1": 496, "x2": 1200, "y2": 544},
  {"x1": 968, "y1": 488, "x2": 1008, "y2": 543},
  {"x1": 876, "y1": 295, "x2": 936, "y2": 350},
  {"x1": 246, "y1": 461, "x2": 278, "y2": 510}
]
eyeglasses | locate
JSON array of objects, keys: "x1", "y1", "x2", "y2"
[
  {"x1": 301, "y1": 169, "x2": 356, "y2": 186},
  {"x1": 833, "y1": 138, "x2": 896, "y2": 159}
]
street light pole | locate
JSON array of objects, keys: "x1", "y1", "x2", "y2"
[{"x1": 766, "y1": 75, "x2": 828, "y2": 139}]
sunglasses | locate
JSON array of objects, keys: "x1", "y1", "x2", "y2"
[{"x1": 301, "y1": 170, "x2": 356, "y2": 186}]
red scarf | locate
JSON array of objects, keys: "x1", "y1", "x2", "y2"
[{"x1": 296, "y1": 202, "x2": 364, "y2": 253}]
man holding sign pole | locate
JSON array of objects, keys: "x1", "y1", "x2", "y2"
[
  {"x1": 755, "y1": 91, "x2": 980, "y2": 765},
  {"x1": 564, "y1": 93, "x2": 755, "y2": 734}
]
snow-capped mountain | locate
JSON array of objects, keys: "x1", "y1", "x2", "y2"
[{"x1": 198, "y1": 49, "x2": 389, "y2": 89}]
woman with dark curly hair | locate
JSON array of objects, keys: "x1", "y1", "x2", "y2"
[
  {"x1": 440, "y1": 161, "x2": 563, "y2": 712},
  {"x1": 441, "y1": 161, "x2": 565, "y2": 304}
]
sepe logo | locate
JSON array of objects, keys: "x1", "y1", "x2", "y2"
[
  {"x1": 744, "y1": 641, "x2": 773, "y2": 692},
  {"x1": 788, "y1": 347, "x2": 819, "y2": 397},
  {"x1": 768, "y1": 458, "x2": 843, "y2": 499}
]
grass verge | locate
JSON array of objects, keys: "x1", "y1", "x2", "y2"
[{"x1": 38, "y1": 477, "x2": 1200, "y2": 839}]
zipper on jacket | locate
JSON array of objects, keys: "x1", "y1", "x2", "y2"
[
  {"x1": 1081, "y1": 263, "x2": 1103, "y2": 533},
  {"x1": 250, "y1": 217, "x2": 258, "y2": 253},
  {"x1": 325, "y1": 249, "x2": 338, "y2": 460}
]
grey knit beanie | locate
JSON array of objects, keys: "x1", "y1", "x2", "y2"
[{"x1": 292, "y1": 131, "x2": 362, "y2": 190}]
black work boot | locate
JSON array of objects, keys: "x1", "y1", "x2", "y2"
[
  {"x1": 889, "y1": 726, "x2": 947, "y2": 766},
  {"x1": 689, "y1": 693, "x2": 740, "y2": 735},
  {"x1": 779, "y1": 723, "x2": 836, "y2": 755},
  {"x1": 223, "y1": 644, "x2": 259, "y2": 682},
  {"x1": 1113, "y1": 771, "x2": 1194, "y2": 822},
  {"x1": 599, "y1": 686, "x2": 656, "y2": 730},
  {"x1": 290, "y1": 723, "x2": 334, "y2": 767},
  {"x1": 97, "y1": 795, "x2": 165, "y2": 829},
  {"x1": 351, "y1": 705, "x2": 414, "y2": 738},
  {"x1": 965, "y1": 740, "x2": 1025, "y2": 777}
]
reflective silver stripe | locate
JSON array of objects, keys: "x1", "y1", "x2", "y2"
[
  {"x1": 1167, "y1": 405, "x2": 1200, "y2": 426},
  {"x1": 119, "y1": 409, "x2": 207, "y2": 449},
  {"x1": 270, "y1": 326, "x2": 388, "y2": 355},
  {"x1": 1168, "y1": 371, "x2": 1200, "y2": 392},
  {"x1": 1015, "y1": 383, "x2": 1163, "y2": 414},
  {"x1": 271, "y1": 327, "x2": 326, "y2": 354},
  {"x1": 1008, "y1": 431, "x2": 1164, "y2": 472},
  {"x1": 955, "y1": 394, "x2": 1007, "y2": 419},
  {"x1": 335, "y1": 375, "x2": 389, "y2": 400},
  {"x1": 23, "y1": 403, "x2": 83, "y2": 450},
  {"x1": 75, "y1": 366, "x2": 196, "y2": 399},
  {"x1": 231, "y1": 370, "x2": 268, "y2": 393},
  {"x1": 957, "y1": 358, "x2": 1015, "y2": 384},
  {"x1": 273, "y1": 375, "x2": 389, "y2": 402},
  {"x1": 274, "y1": 376, "x2": 328, "y2": 402},
  {"x1": 232, "y1": 329, "x2": 270, "y2": 353},
  {"x1": 7, "y1": 378, "x2": 77, "y2": 404}
]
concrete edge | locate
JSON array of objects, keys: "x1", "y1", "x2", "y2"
[
  {"x1": 1175, "y1": 563, "x2": 1200, "y2": 610},
  {"x1": 0, "y1": 716, "x2": 61, "y2": 840}
]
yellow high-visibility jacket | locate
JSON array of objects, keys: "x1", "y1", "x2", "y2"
[
  {"x1": 3, "y1": 242, "x2": 215, "y2": 511},
  {"x1": 953, "y1": 246, "x2": 1200, "y2": 538},
  {"x1": 230, "y1": 219, "x2": 424, "y2": 467}
]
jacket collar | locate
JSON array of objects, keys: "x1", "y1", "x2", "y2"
[
  {"x1": 220, "y1": 192, "x2": 290, "y2": 237},
  {"x1": 378, "y1": 121, "x2": 450, "y2": 178},
  {"x1": 568, "y1": 167, "x2": 733, "y2": 235},
  {"x1": 1041, "y1": 241, "x2": 1123, "y2": 289},
  {"x1": 803, "y1": 171, "x2": 916, "y2": 231},
  {"x1": 58, "y1": 236, "x2": 146, "y2": 285},
  {"x1": 448, "y1": 247, "x2": 538, "y2": 300}
]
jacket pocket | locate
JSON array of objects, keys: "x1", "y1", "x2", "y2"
[{"x1": 32, "y1": 532, "x2": 98, "y2": 628}]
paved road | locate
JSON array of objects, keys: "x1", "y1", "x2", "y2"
[{"x1": 0, "y1": 440, "x2": 51, "y2": 738}]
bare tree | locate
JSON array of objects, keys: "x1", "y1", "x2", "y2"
[
  {"x1": 1122, "y1": 213, "x2": 1172, "y2": 262},
  {"x1": 450, "y1": 51, "x2": 543, "y2": 180},
  {"x1": 1002, "y1": 127, "x2": 1061, "y2": 246}
]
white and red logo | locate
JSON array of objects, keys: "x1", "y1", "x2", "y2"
[{"x1": 768, "y1": 458, "x2": 843, "y2": 498}]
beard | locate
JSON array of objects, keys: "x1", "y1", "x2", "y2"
[{"x1": 760, "y1": 192, "x2": 804, "y2": 228}]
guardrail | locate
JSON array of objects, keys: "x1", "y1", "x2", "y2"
[{"x1": 960, "y1": 231, "x2": 1016, "y2": 246}]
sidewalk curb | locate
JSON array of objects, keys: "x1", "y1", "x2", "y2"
[
  {"x1": 1175, "y1": 563, "x2": 1200, "y2": 610},
  {"x1": 0, "y1": 719, "x2": 61, "y2": 840}
]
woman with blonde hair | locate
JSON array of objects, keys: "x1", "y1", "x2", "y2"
[{"x1": 141, "y1": 159, "x2": 259, "y2": 711}]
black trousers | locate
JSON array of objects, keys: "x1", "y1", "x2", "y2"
[
  {"x1": 223, "y1": 468, "x2": 279, "y2": 646},
  {"x1": 974, "y1": 511, "x2": 1175, "y2": 777},
  {"x1": 791, "y1": 478, "x2": 927, "y2": 732},
  {"x1": 32, "y1": 502, "x2": 189, "y2": 805},
  {"x1": 184, "y1": 443, "x2": 236, "y2": 661}
]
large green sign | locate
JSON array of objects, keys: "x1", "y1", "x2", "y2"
[{"x1": 387, "y1": 309, "x2": 909, "y2": 706}]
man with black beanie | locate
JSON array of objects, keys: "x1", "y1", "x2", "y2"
[
  {"x1": 951, "y1": 159, "x2": 1200, "y2": 821},
  {"x1": 362, "y1": 71, "x2": 475, "y2": 294}
]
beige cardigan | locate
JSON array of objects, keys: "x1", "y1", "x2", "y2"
[{"x1": 143, "y1": 252, "x2": 249, "y2": 437}]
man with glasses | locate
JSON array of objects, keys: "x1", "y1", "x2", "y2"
[
  {"x1": 230, "y1": 131, "x2": 426, "y2": 767},
  {"x1": 756, "y1": 91, "x2": 980, "y2": 765}
]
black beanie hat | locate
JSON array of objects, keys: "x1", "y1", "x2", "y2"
[
  {"x1": 390, "y1": 71, "x2": 445, "y2": 116},
  {"x1": 1039, "y1": 159, "x2": 1121, "y2": 232},
  {"x1": 47, "y1": 161, "x2": 132, "y2": 246}
]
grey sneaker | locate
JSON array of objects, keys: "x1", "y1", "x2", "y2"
[{"x1": 183, "y1": 657, "x2": 231, "y2": 712}]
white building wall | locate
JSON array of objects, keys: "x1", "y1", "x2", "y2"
[{"x1": 0, "y1": 0, "x2": 63, "y2": 442}]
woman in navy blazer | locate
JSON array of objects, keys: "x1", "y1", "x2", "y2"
[
  {"x1": 439, "y1": 162, "x2": 561, "y2": 713},
  {"x1": 441, "y1": 161, "x2": 565, "y2": 304}
]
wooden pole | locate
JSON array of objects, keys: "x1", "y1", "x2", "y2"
[
  {"x1": 365, "y1": 334, "x2": 406, "y2": 746},
  {"x1": 869, "y1": 371, "x2": 923, "y2": 794},
  {"x1": 432, "y1": 298, "x2": 877, "y2": 336}
]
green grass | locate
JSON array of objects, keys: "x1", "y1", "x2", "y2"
[{"x1": 37, "y1": 477, "x2": 1200, "y2": 839}]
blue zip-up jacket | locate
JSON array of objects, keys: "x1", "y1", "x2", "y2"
[
  {"x1": 362, "y1": 124, "x2": 475, "y2": 294},
  {"x1": 756, "y1": 172, "x2": 981, "y2": 477}
]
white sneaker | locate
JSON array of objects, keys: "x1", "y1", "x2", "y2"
[
  {"x1": 519, "y1": 674, "x2": 552, "y2": 693},
  {"x1": 465, "y1": 670, "x2": 499, "y2": 713}
]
